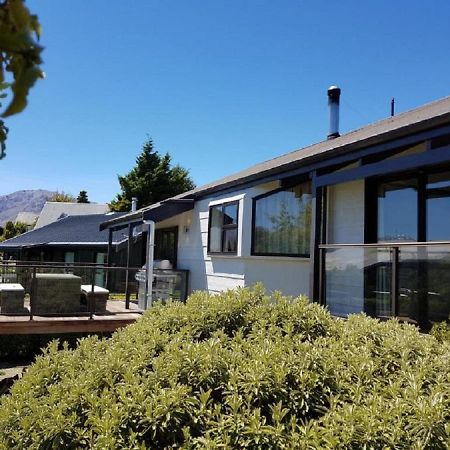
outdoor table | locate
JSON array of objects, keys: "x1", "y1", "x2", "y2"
[
  {"x1": 0, "y1": 283, "x2": 25, "y2": 313},
  {"x1": 81, "y1": 285, "x2": 109, "y2": 313},
  {"x1": 32, "y1": 273, "x2": 81, "y2": 314}
]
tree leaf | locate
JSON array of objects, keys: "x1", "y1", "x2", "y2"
[{"x1": 2, "y1": 64, "x2": 41, "y2": 117}]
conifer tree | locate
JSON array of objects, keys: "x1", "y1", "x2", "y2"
[
  {"x1": 77, "y1": 190, "x2": 90, "y2": 203},
  {"x1": 109, "y1": 139, "x2": 195, "y2": 212}
]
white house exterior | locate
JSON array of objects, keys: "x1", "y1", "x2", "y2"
[
  {"x1": 102, "y1": 93, "x2": 450, "y2": 328},
  {"x1": 152, "y1": 181, "x2": 311, "y2": 297}
]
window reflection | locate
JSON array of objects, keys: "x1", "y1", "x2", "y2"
[
  {"x1": 208, "y1": 202, "x2": 239, "y2": 254},
  {"x1": 377, "y1": 179, "x2": 418, "y2": 242},
  {"x1": 253, "y1": 182, "x2": 312, "y2": 256},
  {"x1": 427, "y1": 171, "x2": 450, "y2": 241}
]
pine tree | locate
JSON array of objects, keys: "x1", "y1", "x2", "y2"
[
  {"x1": 77, "y1": 190, "x2": 90, "y2": 203},
  {"x1": 109, "y1": 139, "x2": 195, "y2": 212}
]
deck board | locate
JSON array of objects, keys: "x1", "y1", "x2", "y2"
[{"x1": 0, "y1": 300, "x2": 143, "y2": 335}]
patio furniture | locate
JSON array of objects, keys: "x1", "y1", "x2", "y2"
[
  {"x1": 81, "y1": 285, "x2": 109, "y2": 313},
  {"x1": 0, "y1": 283, "x2": 25, "y2": 313},
  {"x1": 32, "y1": 273, "x2": 81, "y2": 314}
]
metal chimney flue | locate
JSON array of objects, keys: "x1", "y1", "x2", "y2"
[
  {"x1": 327, "y1": 85, "x2": 341, "y2": 139},
  {"x1": 131, "y1": 197, "x2": 138, "y2": 212}
]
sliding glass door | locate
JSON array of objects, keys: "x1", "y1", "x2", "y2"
[{"x1": 370, "y1": 170, "x2": 450, "y2": 325}]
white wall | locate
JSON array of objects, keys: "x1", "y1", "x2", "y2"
[
  {"x1": 326, "y1": 180, "x2": 365, "y2": 316},
  {"x1": 327, "y1": 180, "x2": 365, "y2": 244},
  {"x1": 155, "y1": 180, "x2": 311, "y2": 298}
]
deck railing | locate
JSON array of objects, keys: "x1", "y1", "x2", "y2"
[
  {"x1": 0, "y1": 260, "x2": 189, "y2": 320},
  {"x1": 319, "y1": 242, "x2": 450, "y2": 328}
]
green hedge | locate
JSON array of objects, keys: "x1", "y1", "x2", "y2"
[{"x1": 0, "y1": 286, "x2": 449, "y2": 449}]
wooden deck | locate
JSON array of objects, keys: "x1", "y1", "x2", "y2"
[{"x1": 0, "y1": 301, "x2": 143, "y2": 335}]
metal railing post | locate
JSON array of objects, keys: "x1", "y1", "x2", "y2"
[
  {"x1": 318, "y1": 247, "x2": 325, "y2": 305},
  {"x1": 89, "y1": 266, "x2": 95, "y2": 320},
  {"x1": 391, "y1": 246, "x2": 399, "y2": 317},
  {"x1": 29, "y1": 267, "x2": 36, "y2": 320},
  {"x1": 125, "y1": 224, "x2": 132, "y2": 309}
]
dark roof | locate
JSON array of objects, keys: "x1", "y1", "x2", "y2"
[
  {"x1": 102, "y1": 94, "x2": 450, "y2": 230},
  {"x1": 0, "y1": 213, "x2": 127, "y2": 250}
]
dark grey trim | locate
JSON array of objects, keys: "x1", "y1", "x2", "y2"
[
  {"x1": 100, "y1": 199, "x2": 195, "y2": 231},
  {"x1": 315, "y1": 143, "x2": 450, "y2": 187},
  {"x1": 188, "y1": 124, "x2": 450, "y2": 201},
  {"x1": 143, "y1": 199, "x2": 194, "y2": 223}
]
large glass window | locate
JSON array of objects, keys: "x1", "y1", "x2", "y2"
[
  {"x1": 377, "y1": 179, "x2": 418, "y2": 242},
  {"x1": 252, "y1": 182, "x2": 312, "y2": 256},
  {"x1": 426, "y1": 171, "x2": 450, "y2": 241},
  {"x1": 376, "y1": 171, "x2": 450, "y2": 242},
  {"x1": 372, "y1": 169, "x2": 450, "y2": 326},
  {"x1": 208, "y1": 202, "x2": 239, "y2": 254}
]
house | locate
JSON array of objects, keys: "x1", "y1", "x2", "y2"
[
  {"x1": 34, "y1": 202, "x2": 109, "y2": 229},
  {"x1": 14, "y1": 212, "x2": 39, "y2": 229},
  {"x1": 0, "y1": 213, "x2": 129, "y2": 263},
  {"x1": 101, "y1": 89, "x2": 450, "y2": 328},
  {"x1": 0, "y1": 213, "x2": 146, "y2": 287}
]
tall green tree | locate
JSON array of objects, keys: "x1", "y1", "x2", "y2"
[
  {"x1": 109, "y1": 138, "x2": 195, "y2": 212},
  {"x1": 77, "y1": 190, "x2": 90, "y2": 203},
  {"x1": 0, "y1": 220, "x2": 27, "y2": 242},
  {"x1": 0, "y1": 0, "x2": 44, "y2": 159}
]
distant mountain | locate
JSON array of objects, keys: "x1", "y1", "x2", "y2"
[{"x1": 0, "y1": 190, "x2": 56, "y2": 226}]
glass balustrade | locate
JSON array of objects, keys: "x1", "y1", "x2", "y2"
[{"x1": 321, "y1": 243, "x2": 450, "y2": 327}]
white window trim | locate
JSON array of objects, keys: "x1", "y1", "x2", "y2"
[{"x1": 208, "y1": 193, "x2": 245, "y2": 207}]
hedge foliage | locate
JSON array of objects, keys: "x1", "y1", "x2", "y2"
[{"x1": 0, "y1": 286, "x2": 449, "y2": 449}]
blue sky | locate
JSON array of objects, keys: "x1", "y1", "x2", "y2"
[{"x1": 1, "y1": 0, "x2": 450, "y2": 203}]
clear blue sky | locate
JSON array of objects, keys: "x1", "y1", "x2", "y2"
[{"x1": 1, "y1": 0, "x2": 450, "y2": 203}]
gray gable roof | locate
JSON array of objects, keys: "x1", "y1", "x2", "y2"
[
  {"x1": 35, "y1": 202, "x2": 109, "y2": 229},
  {"x1": 0, "y1": 213, "x2": 126, "y2": 249},
  {"x1": 102, "y1": 94, "x2": 450, "y2": 230},
  {"x1": 187, "y1": 94, "x2": 450, "y2": 197}
]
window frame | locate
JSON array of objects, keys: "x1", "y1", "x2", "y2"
[
  {"x1": 365, "y1": 164, "x2": 450, "y2": 244},
  {"x1": 207, "y1": 200, "x2": 240, "y2": 255},
  {"x1": 251, "y1": 181, "x2": 312, "y2": 258}
]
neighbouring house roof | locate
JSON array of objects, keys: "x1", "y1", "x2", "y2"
[
  {"x1": 101, "y1": 94, "x2": 450, "y2": 231},
  {"x1": 14, "y1": 212, "x2": 39, "y2": 225},
  {"x1": 35, "y1": 202, "x2": 109, "y2": 229},
  {"x1": 0, "y1": 213, "x2": 127, "y2": 251}
]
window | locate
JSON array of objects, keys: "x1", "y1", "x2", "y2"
[
  {"x1": 155, "y1": 227, "x2": 178, "y2": 267},
  {"x1": 208, "y1": 202, "x2": 239, "y2": 254},
  {"x1": 373, "y1": 169, "x2": 450, "y2": 242},
  {"x1": 252, "y1": 182, "x2": 312, "y2": 256},
  {"x1": 64, "y1": 251, "x2": 75, "y2": 263},
  {"x1": 377, "y1": 179, "x2": 418, "y2": 242}
]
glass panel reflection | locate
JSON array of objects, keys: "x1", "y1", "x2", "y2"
[
  {"x1": 253, "y1": 182, "x2": 311, "y2": 255},
  {"x1": 427, "y1": 171, "x2": 450, "y2": 241},
  {"x1": 377, "y1": 179, "x2": 418, "y2": 242},
  {"x1": 324, "y1": 244, "x2": 450, "y2": 326},
  {"x1": 324, "y1": 247, "x2": 391, "y2": 317},
  {"x1": 223, "y1": 204, "x2": 238, "y2": 225},
  {"x1": 398, "y1": 246, "x2": 450, "y2": 324},
  {"x1": 209, "y1": 206, "x2": 223, "y2": 252},
  {"x1": 223, "y1": 229, "x2": 237, "y2": 253}
]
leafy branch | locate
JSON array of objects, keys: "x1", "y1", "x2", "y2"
[{"x1": 0, "y1": 0, "x2": 44, "y2": 159}]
